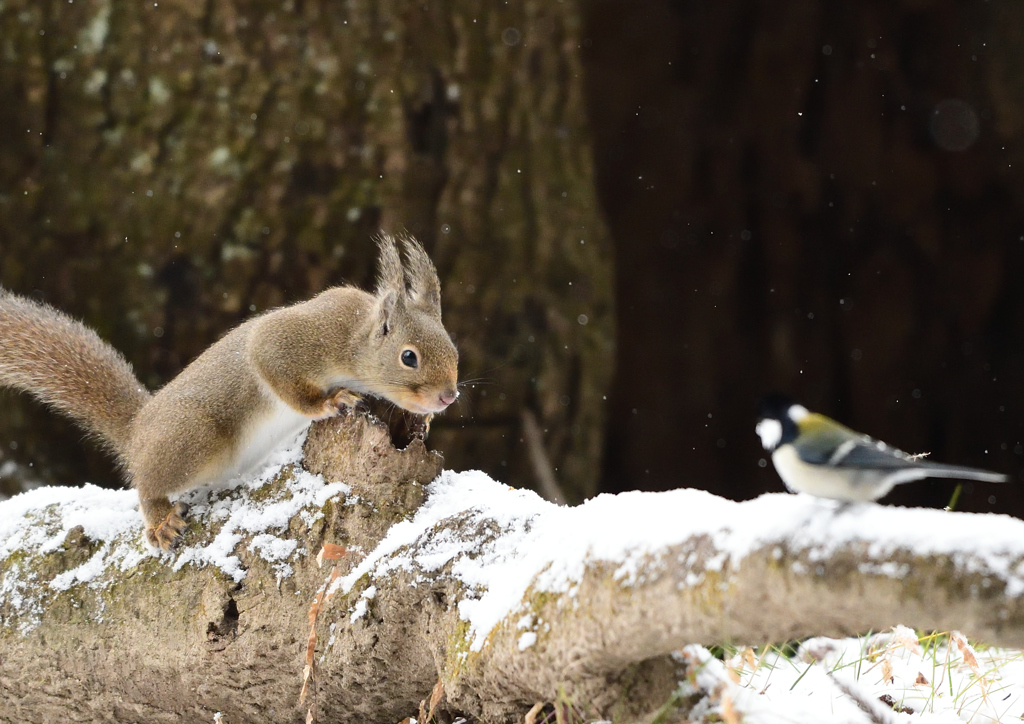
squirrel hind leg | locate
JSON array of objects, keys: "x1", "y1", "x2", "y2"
[{"x1": 141, "y1": 498, "x2": 190, "y2": 550}]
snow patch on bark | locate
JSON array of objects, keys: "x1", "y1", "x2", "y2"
[
  {"x1": 172, "y1": 432, "x2": 348, "y2": 582},
  {"x1": 332, "y1": 471, "x2": 1024, "y2": 652},
  {"x1": 0, "y1": 431, "x2": 347, "y2": 630}
]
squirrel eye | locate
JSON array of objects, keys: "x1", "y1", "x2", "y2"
[{"x1": 400, "y1": 349, "x2": 418, "y2": 369}]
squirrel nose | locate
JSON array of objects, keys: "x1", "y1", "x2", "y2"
[{"x1": 438, "y1": 389, "x2": 458, "y2": 407}]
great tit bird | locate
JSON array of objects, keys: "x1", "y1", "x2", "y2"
[{"x1": 756, "y1": 395, "x2": 1006, "y2": 502}]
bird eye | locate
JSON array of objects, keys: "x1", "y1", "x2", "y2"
[{"x1": 400, "y1": 348, "x2": 418, "y2": 369}]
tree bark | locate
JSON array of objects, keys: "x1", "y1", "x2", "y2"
[
  {"x1": 0, "y1": 0, "x2": 613, "y2": 502},
  {"x1": 3, "y1": 411, "x2": 1024, "y2": 723}
]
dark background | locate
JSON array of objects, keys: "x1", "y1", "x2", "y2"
[
  {"x1": 2, "y1": 0, "x2": 1024, "y2": 518},
  {"x1": 586, "y1": 0, "x2": 1024, "y2": 516}
]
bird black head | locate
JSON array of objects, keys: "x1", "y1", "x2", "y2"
[{"x1": 755, "y1": 393, "x2": 801, "y2": 451}]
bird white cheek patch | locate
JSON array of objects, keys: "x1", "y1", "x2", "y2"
[
  {"x1": 787, "y1": 404, "x2": 809, "y2": 421},
  {"x1": 756, "y1": 419, "x2": 783, "y2": 450}
]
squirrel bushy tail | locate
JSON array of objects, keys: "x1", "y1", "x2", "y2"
[{"x1": 0, "y1": 289, "x2": 150, "y2": 459}]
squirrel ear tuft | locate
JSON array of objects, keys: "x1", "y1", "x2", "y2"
[
  {"x1": 374, "y1": 234, "x2": 405, "y2": 298},
  {"x1": 399, "y1": 235, "x2": 442, "y2": 316},
  {"x1": 376, "y1": 289, "x2": 398, "y2": 336}
]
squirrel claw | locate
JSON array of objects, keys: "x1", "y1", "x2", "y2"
[
  {"x1": 408, "y1": 413, "x2": 433, "y2": 441},
  {"x1": 146, "y1": 501, "x2": 190, "y2": 551},
  {"x1": 327, "y1": 389, "x2": 363, "y2": 415}
]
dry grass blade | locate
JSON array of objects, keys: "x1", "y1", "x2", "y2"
[
  {"x1": 951, "y1": 631, "x2": 981, "y2": 674},
  {"x1": 426, "y1": 680, "x2": 444, "y2": 721},
  {"x1": 322, "y1": 567, "x2": 342, "y2": 602},
  {"x1": 892, "y1": 625, "x2": 922, "y2": 654},
  {"x1": 524, "y1": 702, "x2": 544, "y2": 724},
  {"x1": 300, "y1": 565, "x2": 343, "y2": 720},
  {"x1": 720, "y1": 694, "x2": 740, "y2": 724},
  {"x1": 742, "y1": 646, "x2": 756, "y2": 670},
  {"x1": 304, "y1": 624, "x2": 318, "y2": 671},
  {"x1": 316, "y1": 543, "x2": 348, "y2": 568}
]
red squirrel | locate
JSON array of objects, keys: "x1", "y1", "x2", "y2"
[{"x1": 0, "y1": 235, "x2": 458, "y2": 549}]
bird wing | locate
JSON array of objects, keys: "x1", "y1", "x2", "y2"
[
  {"x1": 823, "y1": 439, "x2": 921, "y2": 470},
  {"x1": 827, "y1": 442, "x2": 1006, "y2": 482},
  {"x1": 794, "y1": 413, "x2": 1004, "y2": 481},
  {"x1": 793, "y1": 413, "x2": 918, "y2": 470}
]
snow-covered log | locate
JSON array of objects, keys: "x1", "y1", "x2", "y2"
[{"x1": 2, "y1": 412, "x2": 1024, "y2": 723}]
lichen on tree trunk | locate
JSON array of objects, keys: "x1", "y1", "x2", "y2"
[{"x1": 0, "y1": 0, "x2": 613, "y2": 502}]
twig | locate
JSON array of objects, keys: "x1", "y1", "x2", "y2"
[
  {"x1": 521, "y1": 410, "x2": 567, "y2": 505},
  {"x1": 827, "y1": 671, "x2": 894, "y2": 724}
]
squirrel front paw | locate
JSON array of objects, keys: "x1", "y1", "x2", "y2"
[
  {"x1": 145, "y1": 501, "x2": 190, "y2": 550},
  {"x1": 324, "y1": 388, "x2": 363, "y2": 416}
]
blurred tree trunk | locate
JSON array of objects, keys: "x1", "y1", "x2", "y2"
[{"x1": 0, "y1": 0, "x2": 613, "y2": 501}]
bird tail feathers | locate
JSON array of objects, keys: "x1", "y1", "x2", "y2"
[{"x1": 911, "y1": 462, "x2": 1006, "y2": 484}]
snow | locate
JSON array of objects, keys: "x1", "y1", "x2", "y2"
[
  {"x1": 678, "y1": 629, "x2": 1024, "y2": 723},
  {"x1": 5, "y1": 451, "x2": 1024, "y2": 643},
  {"x1": 0, "y1": 482, "x2": 146, "y2": 590},
  {"x1": 331, "y1": 471, "x2": 1024, "y2": 651},
  {"x1": 4, "y1": 437, "x2": 1024, "y2": 722},
  {"x1": 517, "y1": 632, "x2": 537, "y2": 651},
  {"x1": 0, "y1": 430, "x2": 347, "y2": 630},
  {"x1": 172, "y1": 434, "x2": 348, "y2": 582},
  {"x1": 348, "y1": 585, "x2": 377, "y2": 624},
  {"x1": 349, "y1": 598, "x2": 369, "y2": 624}
]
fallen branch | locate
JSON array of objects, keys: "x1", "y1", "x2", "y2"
[{"x1": 2, "y1": 411, "x2": 1024, "y2": 723}]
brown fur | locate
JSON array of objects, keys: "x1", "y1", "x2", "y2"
[
  {"x1": 0, "y1": 235, "x2": 458, "y2": 549},
  {"x1": 0, "y1": 291, "x2": 150, "y2": 457}
]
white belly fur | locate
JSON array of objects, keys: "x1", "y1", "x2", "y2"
[
  {"x1": 228, "y1": 396, "x2": 312, "y2": 480},
  {"x1": 771, "y1": 445, "x2": 913, "y2": 502}
]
